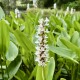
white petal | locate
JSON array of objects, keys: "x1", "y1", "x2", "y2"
[
  {"x1": 66, "y1": 6, "x2": 69, "y2": 12},
  {"x1": 70, "y1": 8, "x2": 74, "y2": 14},
  {"x1": 41, "y1": 54, "x2": 46, "y2": 57},
  {"x1": 35, "y1": 35, "x2": 39, "y2": 38},
  {"x1": 35, "y1": 51, "x2": 40, "y2": 55},
  {"x1": 45, "y1": 23, "x2": 49, "y2": 26},
  {"x1": 44, "y1": 17, "x2": 49, "y2": 22},
  {"x1": 38, "y1": 61, "x2": 46, "y2": 66},
  {"x1": 43, "y1": 44, "x2": 48, "y2": 48},
  {"x1": 38, "y1": 37, "x2": 42, "y2": 42},
  {"x1": 35, "y1": 41, "x2": 38, "y2": 44},
  {"x1": 36, "y1": 46, "x2": 40, "y2": 50},
  {"x1": 44, "y1": 39, "x2": 48, "y2": 43},
  {"x1": 53, "y1": 3, "x2": 57, "y2": 9},
  {"x1": 38, "y1": 24, "x2": 43, "y2": 28},
  {"x1": 35, "y1": 57, "x2": 40, "y2": 62},
  {"x1": 38, "y1": 18, "x2": 44, "y2": 24}
]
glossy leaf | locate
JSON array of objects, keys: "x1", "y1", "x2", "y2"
[
  {"x1": 4, "y1": 55, "x2": 22, "y2": 79},
  {"x1": 15, "y1": 69, "x2": 28, "y2": 80},
  {"x1": 74, "y1": 21, "x2": 80, "y2": 31},
  {"x1": 14, "y1": 30, "x2": 35, "y2": 52},
  {"x1": 60, "y1": 38, "x2": 80, "y2": 57},
  {"x1": 71, "y1": 31, "x2": 79, "y2": 45},
  {"x1": 49, "y1": 45, "x2": 78, "y2": 63},
  {"x1": 6, "y1": 41, "x2": 18, "y2": 61},
  {"x1": 36, "y1": 66, "x2": 45, "y2": 80},
  {"x1": 46, "y1": 57, "x2": 55, "y2": 80},
  {"x1": 0, "y1": 6, "x2": 5, "y2": 20},
  {"x1": 0, "y1": 20, "x2": 10, "y2": 55}
]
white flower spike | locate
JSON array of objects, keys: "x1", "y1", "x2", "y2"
[
  {"x1": 54, "y1": 3, "x2": 57, "y2": 9},
  {"x1": 27, "y1": 3, "x2": 30, "y2": 10},
  {"x1": 44, "y1": 17, "x2": 49, "y2": 26},
  {"x1": 15, "y1": 8, "x2": 20, "y2": 18},
  {"x1": 33, "y1": 0, "x2": 37, "y2": 8},
  {"x1": 35, "y1": 18, "x2": 49, "y2": 67},
  {"x1": 70, "y1": 8, "x2": 74, "y2": 14},
  {"x1": 66, "y1": 6, "x2": 69, "y2": 12}
]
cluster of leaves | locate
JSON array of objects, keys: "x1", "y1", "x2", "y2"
[{"x1": 1, "y1": 7, "x2": 80, "y2": 80}]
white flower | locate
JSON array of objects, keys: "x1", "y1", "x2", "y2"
[
  {"x1": 43, "y1": 39, "x2": 48, "y2": 43},
  {"x1": 66, "y1": 6, "x2": 69, "y2": 12},
  {"x1": 70, "y1": 8, "x2": 74, "y2": 14},
  {"x1": 45, "y1": 23, "x2": 49, "y2": 26},
  {"x1": 35, "y1": 51, "x2": 40, "y2": 55},
  {"x1": 35, "y1": 40, "x2": 39, "y2": 44},
  {"x1": 35, "y1": 34, "x2": 39, "y2": 38},
  {"x1": 35, "y1": 18, "x2": 49, "y2": 66},
  {"x1": 56, "y1": 13, "x2": 58, "y2": 17},
  {"x1": 64, "y1": 7, "x2": 70, "y2": 16},
  {"x1": 37, "y1": 27, "x2": 45, "y2": 33},
  {"x1": 33, "y1": 0, "x2": 37, "y2": 8},
  {"x1": 35, "y1": 56, "x2": 40, "y2": 62},
  {"x1": 45, "y1": 17, "x2": 49, "y2": 23},
  {"x1": 38, "y1": 37, "x2": 43, "y2": 42},
  {"x1": 38, "y1": 61, "x2": 46, "y2": 66},
  {"x1": 44, "y1": 17, "x2": 49, "y2": 26},
  {"x1": 40, "y1": 47, "x2": 45, "y2": 51},
  {"x1": 27, "y1": 3, "x2": 30, "y2": 10},
  {"x1": 38, "y1": 24, "x2": 43, "y2": 28},
  {"x1": 53, "y1": 3, "x2": 57, "y2": 9},
  {"x1": 36, "y1": 46, "x2": 40, "y2": 50},
  {"x1": 45, "y1": 45, "x2": 49, "y2": 49},
  {"x1": 20, "y1": 25, "x2": 25, "y2": 31},
  {"x1": 38, "y1": 18, "x2": 44, "y2": 24},
  {"x1": 15, "y1": 8, "x2": 20, "y2": 18}
]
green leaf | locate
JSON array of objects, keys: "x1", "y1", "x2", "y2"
[
  {"x1": 0, "y1": 6, "x2": 5, "y2": 20},
  {"x1": 49, "y1": 45, "x2": 78, "y2": 63},
  {"x1": 71, "y1": 31, "x2": 79, "y2": 45},
  {"x1": 0, "y1": 19, "x2": 10, "y2": 55},
  {"x1": 28, "y1": 66, "x2": 37, "y2": 80},
  {"x1": 60, "y1": 38, "x2": 80, "y2": 57},
  {"x1": 10, "y1": 11, "x2": 15, "y2": 19},
  {"x1": 36, "y1": 66, "x2": 45, "y2": 80},
  {"x1": 52, "y1": 15, "x2": 61, "y2": 26},
  {"x1": 4, "y1": 55, "x2": 22, "y2": 80},
  {"x1": 47, "y1": 32, "x2": 55, "y2": 45},
  {"x1": 54, "y1": 68, "x2": 62, "y2": 80},
  {"x1": 74, "y1": 21, "x2": 80, "y2": 31},
  {"x1": 10, "y1": 33, "x2": 18, "y2": 45},
  {"x1": 46, "y1": 57, "x2": 55, "y2": 80},
  {"x1": 15, "y1": 69, "x2": 28, "y2": 80},
  {"x1": 56, "y1": 25, "x2": 64, "y2": 31},
  {"x1": 14, "y1": 30, "x2": 35, "y2": 52},
  {"x1": 6, "y1": 41, "x2": 18, "y2": 61}
]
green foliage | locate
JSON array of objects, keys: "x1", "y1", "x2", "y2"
[
  {"x1": 1, "y1": 8, "x2": 80, "y2": 80},
  {"x1": 46, "y1": 57, "x2": 55, "y2": 80},
  {"x1": 6, "y1": 41, "x2": 18, "y2": 61},
  {"x1": 0, "y1": 19, "x2": 9, "y2": 55},
  {"x1": 4, "y1": 55, "x2": 22, "y2": 80}
]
